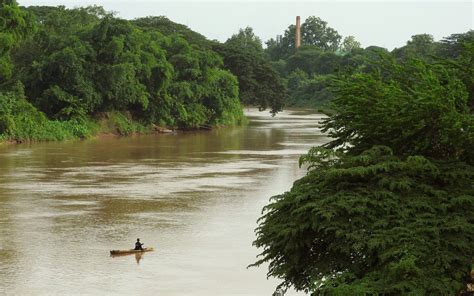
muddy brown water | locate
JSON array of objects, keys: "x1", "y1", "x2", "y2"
[{"x1": 0, "y1": 109, "x2": 328, "y2": 295}]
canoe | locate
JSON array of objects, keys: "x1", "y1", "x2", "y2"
[{"x1": 110, "y1": 247, "x2": 154, "y2": 255}]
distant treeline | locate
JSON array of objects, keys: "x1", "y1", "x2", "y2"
[
  {"x1": 259, "y1": 16, "x2": 474, "y2": 110},
  {"x1": 1, "y1": 2, "x2": 472, "y2": 143},
  {"x1": 0, "y1": 3, "x2": 284, "y2": 142}
]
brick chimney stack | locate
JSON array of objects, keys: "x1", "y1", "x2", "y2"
[{"x1": 295, "y1": 16, "x2": 301, "y2": 49}]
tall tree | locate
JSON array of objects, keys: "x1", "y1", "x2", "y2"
[
  {"x1": 225, "y1": 26, "x2": 263, "y2": 54},
  {"x1": 392, "y1": 34, "x2": 438, "y2": 61},
  {"x1": 301, "y1": 16, "x2": 342, "y2": 52},
  {"x1": 265, "y1": 17, "x2": 342, "y2": 61},
  {"x1": 213, "y1": 43, "x2": 286, "y2": 114},
  {"x1": 340, "y1": 35, "x2": 361, "y2": 53},
  {"x1": 0, "y1": 0, "x2": 33, "y2": 84}
]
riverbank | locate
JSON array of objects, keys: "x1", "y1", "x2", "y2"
[{"x1": 0, "y1": 110, "x2": 248, "y2": 146}]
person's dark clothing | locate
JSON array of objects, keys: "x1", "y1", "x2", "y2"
[{"x1": 135, "y1": 241, "x2": 143, "y2": 250}]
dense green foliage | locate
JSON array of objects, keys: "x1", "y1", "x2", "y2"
[
  {"x1": 0, "y1": 83, "x2": 97, "y2": 141},
  {"x1": 0, "y1": 0, "x2": 33, "y2": 84},
  {"x1": 264, "y1": 15, "x2": 473, "y2": 113},
  {"x1": 15, "y1": 6, "x2": 244, "y2": 127},
  {"x1": 285, "y1": 71, "x2": 332, "y2": 109},
  {"x1": 340, "y1": 36, "x2": 362, "y2": 54},
  {"x1": 266, "y1": 16, "x2": 342, "y2": 61},
  {"x1": 324, "y1": 57, "x2": 474, "y2": 162},
  {"x1": 212, "y1": 26, "x2": 287, "y2": 114},
  {"x1": 2, "y1": 3, "x2": 294, "y2": 142},
  {"x1": 438, "y1": 32, "x2": 474, "y2": 111},
  {"x1": 133, "y1": 16, "x2": 209, "y2": 48},
  {"x1": 255, "y1": 146, "x2": 473, "y2": 295},
  {"x1": 264, "y1": 16, "x2": 365, "y2": 110},
  {"x1": 225, "y1": 26, "x2": 263, "y2": 54},
  {"x1": 213, "y1": 43, "x2": 286, "y2": 114},
  {"x1": 254, "y1": 34, "x2": 474, "y2": 294}
]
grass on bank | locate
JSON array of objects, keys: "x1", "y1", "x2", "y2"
[
  {"x1": 0, "y1": 90, "x2": 247, "y2": 143},
  {"x1": 0, "y1": 90, "x2": 153, "y2": 142}
]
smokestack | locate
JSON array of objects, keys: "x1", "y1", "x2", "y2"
[{"x1": 295, "y1": 16, "x2": 301, "y2": 49}]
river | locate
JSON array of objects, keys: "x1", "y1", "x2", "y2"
[{"x1": 0, "y1": 109, "x2": 328, "y2": 295}]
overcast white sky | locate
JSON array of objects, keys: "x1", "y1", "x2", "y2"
[{"x1": 18, "y1": 1, "x2": 473, "y2": 49}]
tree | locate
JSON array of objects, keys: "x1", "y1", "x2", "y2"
[
  {"x1": 0, "y1": 0, "x2": 33, "y2": 84},
  {"x1": 287, "y1": 69, "x2": 308, "y2": 93},
  {"x1": 264, "y1": 38, "x2": 282, "y2": 61},
  {"x1": 133, "y1": 16, "x2": 210, "y2": 48},
  {"x1": 253, "y1": 56, "x2": 474, "y2": 294},
  {"x1": 301, "y1": 16, "x2": 342, "y2": 52},
  {"x1": 264, "y1": 17, "x2": 342, "y2": 61},
  {"x1": 225, "y1": 26, "x2": 263, "y2": 54},
  {"x1": 12, "y1": 5, "x2": 244, "y2": 128},
  {"x1": 392, "y1": 34, "x2": 438, "y2": 61},
  {"x1": 286, "y1": 47, "x2": 342, "y2": 76},
  {"x1": 253, "y1": 146, "x2": 474, "y2": 295},
  {"x1": 277, "y1": 24, "x2": 297, "y2": 59},
  {"x1": 213, "y1": 43, "x2": 286, "y2": 114},
  {"x1": 286, "y1": 75, "x2": 333, "y2": 109},
  {"x1": 363, "y1": 45, "x2": 389, "y2": 56},
  {"x1": 340, "y1": 35, "x2": 361, "y2": 53},
  {"x1": 323, "y1": 57, "x2": 473, "y2": 162},
  {"x1": 437, "y1": 31, "x2": 474, "y2": 111}
]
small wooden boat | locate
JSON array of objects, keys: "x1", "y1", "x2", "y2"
[{"x1": 110, "y1": 247, "x2": 154, "y2": 255}]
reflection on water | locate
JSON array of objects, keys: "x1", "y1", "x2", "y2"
[
  {"x1": 135, "y1": 253, "x2": 142, "y2": 264},
  {"x1": 0, "y1": 109, "x2": 328, "y2": 295},
  {"x1": 110, "y1": 252, "x2": 145, "y2": 265}
]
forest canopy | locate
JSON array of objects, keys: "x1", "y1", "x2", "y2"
[{"x1": 0, "y1": 2, "x2": 286, "y2": 142}]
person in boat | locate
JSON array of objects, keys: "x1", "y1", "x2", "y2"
[{"x1": 135, "y1": 238, "x2": 144, "y2": 250}]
